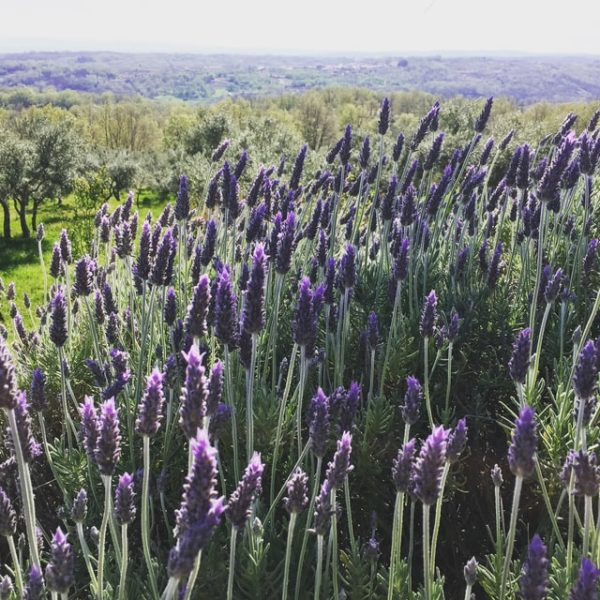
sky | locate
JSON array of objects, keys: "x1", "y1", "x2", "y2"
[{"x1": 2, "y1": 0, "x2": 600, "y2": 56}]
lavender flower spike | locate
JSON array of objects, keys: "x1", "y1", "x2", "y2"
[
  {"x1": 518, "y1": 534, "x2": 548, "y2": 600},
  {"x1": 412, "y1": 426, "x2": 449, "y2": 505},
  {"x1": 44, "y1": 528, "x2": 74, "y2": 594},
  {"x1": 94, "y1": 398, "x2": 121, "y2": 476},
  {"x1": 227, "y1": 452, "x2": 265, "y2": 529},
  {"x1": 402, "y1": 376, "x2": 422, "y2": 425},
  {"x1": 419, "y1": 290, "x2": 437, "y2": 338},
  {"x1": 508, "y1": 406, "x2": 537, "y2": 478},
  {"x1": 179, "y1": 345, "x2": 208, "y2": 439},
  {"x1": 392, "y1": 439, "x2": 417, "y2": 493},
  {"x1": 574, "y1": 340, "x2": 598, "y2": 400},
  {"x1": 115, "y1": 472, "x2": 136, "y2": 525},
  {"x1": 0, "y1": 487, "x2": 16, "y2": 536},
  {"x1": 242, "y1": 243, "x2": 267, "y2": 334},
  {"x1": 509, "y1": 328, "x2": 532, "y2": 385},
  {"x1": 24, "y1": 566, "x2": 44, "y2": 600},
  {"x1": 215, "y1": 267, "x2": 238, "y2": 348},
  {"x1": 49, "y1": 289, "x2": 68, "y2": 348},
  {"x1": 285, "y1": 468, "x2": 309, "y2": 514},
  {"x1": 308, "y1": 389, "x2": 330, "y2": 459},
  {"x1": 447, "y1": 418, "x2": 468, "y2": 463},
  {"x1": 569, "y1": 558, "x2": 599, "y2": 600},
  {"x1": 136, "y1": 368, "x2": 166, "y2": 437},
  {"x1": 70, "y1": 489, "x2": 88, "y2": 523},
  {"x1": 325, "y1": 432, "x2": 353, "y2": 490},
  {"x1": 185, "y1": 274, "x2": 211, "y2": 340}
]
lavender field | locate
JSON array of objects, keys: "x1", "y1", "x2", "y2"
[{"x1": 1, "y1": 96, "x2": 600, "y2": 600}]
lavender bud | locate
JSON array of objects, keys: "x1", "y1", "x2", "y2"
[
  {"x1": 378, "y1": 97, "x2": 391, "y2": 135},
  {"x1": 73, "y1": 255, "x2": 95, "y2": 297},
  {"x1": 206, "y1": 361, "x2": 224, "y2": 418},
  {"x1": 136, "y1": 368, "x2": 165, "y2": 437},
  {"x1": 70, "y1": 489, "x2": 87, "y2": 523},
  {"x1": 24, "y1": 566, "x2": 44, "y2": 600},
  {"x1": 179, "y1": 345, "x2": 208, "y2": 439},
  {"x1": 313, "y1": 480, "x2": 333, "y2": 536},
  {"x1": 211, "y1": 139, "x2": 230, "y2": 162},
  {"x1": 447, "y1": 418, "x2": 468, "y2": 463},
  {"x1": 0, "y1": 576, "x2": 13, "y2": 599},
  {"x1": 285, "y1": 468, "x2": 309, "y2": 514},
  {"x1": 11, "y1": 392, "x2": 40, "y2": 462},
  {"x1": 419, "y1": 290, "x2": 438, "y2": 338},
  {"x1": 412, "y1": 426, "x2": 449, "y2": 505},
  {"x1": 115, "y1": 472, "x2": 136, "y2": 525},
  {"x1": 185, "y1": 275, "x2": 211, "y2": 340},
  {"x1": 29, "y1": 368, "x2": 47, "y2": 412},
  {"x1": 392, "y1": 439, "x2": 417, "y2": 492},
  {"x1": 402, "y1": 376, "x2": 422, "y2": 425},
  {"x1": 518, "y1": 534, "x2": 548, "y2": 600},
  {"x1": 79, "y1": 396, "x2": 99, "y2": 463},
  {"x1": 50, "y1": 289, "x2": 68, "y2": 347},
  {"x1": 574, "y1": 340, "x2": 598, "y2": 400},
  {"x1": 94, "y1": 399, "x2": 121, "y2": 476},
  {"x1": 242, "y1": 244, "x2": 267, "y2": 334},
  {"x1": 474, "y1": 97, "x2": 493, "y2": 133},
  {"x1": 393, "y1": 133, "x2": 405, "y2": 162},
  {"x1": 215, "y1": 267, "x2": 238, "y2": 348},
  {"x1": 0, "y1": 487, "x2": 16, "y2": 536},
  {"x1": 44, "y1": 528, "x2": 74, "y2": 594},
  {"x1": 464, "y1": 557, "x2": 478, "y2": 587},
  {"x1": 325, "y1": 432, "x2": 353, "y2": 490},
  {"x1": 339, "y1": 244, "x2": 357, "y2": 289},
  {"x1": 309, "y1": 389, "x2": 330, "y2": 459},
  {"x1": 572, "y1": 450, "x2": 600, "y2": 497},
  {"x1": 227, "y1": 453, "x2": 265, "y2": 529},
  {"x1": 569, "y1": 558, "x2": 599, "y2": 600},
  {"x1": 508, "y1": 406, "x2": 537, "y2": 478},
  {"x1": 175, "y1": 174, "x2": 190, "y2": 221},
  {"x1": 509, "y1": 328, "x2": 532, "y2": 385},
  {"x1": 290, "y1": 144, "x2": 308, "y2": 190}
]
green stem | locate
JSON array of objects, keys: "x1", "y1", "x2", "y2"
[
  {"x1": 584, "y1": 495, "x2": 593, "y2": 557},
  {"x1": 246, "y1": 333, "x2": 258, "y2": 461},
  {"x1": 224, "y1": 345, "x2": 240, "y2": 483},
  {"x1": 142, "y1": 436, "x2": 159, "y2": 600},
  {"x1": 76, "y1": 521, "x2": 98, "y2": 589},
  {"x1": 344, "y1": 476, "x2": 357, "y2": 556},
  {"x1": 500, "y1": 476, "x2": 523, "y2": 600},
  {"x1": 97, "y1": 475, "x2": 112, "y2": 600},
  {"x1": 183, "y1": 550, "x2": 203, "y2": 600},
  {"x1": 6, "y1": 408, "x2": 40, "y2": 569},
  {"x1": 282, "y1": 513, "x2": 298, "y2": 600},
  {"x1": 387, "y1": 491, "x2": 405, "y2": 600},
  {"x1": 330, "y1": 487, "x2": 340, "y2": 599},
  {"x1": 430, "y1": 463, "x2": 450, "y2": 571},
  {"x1": 423, "y1": 337, "x2": 433, "y2": 426},
  {"x1": 314, "y1": 535, "x2": 324, "y2": 600},
  {"x1": 160, "y1": 577, "x2": 180, "y2": 600},
  {"x1": 227, "y1": 527, "x2": 238, "y2": 600},
  {"x1": 7, "y1": 535, "x2": 23, "y2": 595},
  {"x1": 444, "y1": 343, "x2": 453, "y2": 416},
  {"x1": 118, "y1": 524, "x2": 128, "y2": 600},
  {"x1": 422, "y1": 503, "x2": 431, "y2": 600}
]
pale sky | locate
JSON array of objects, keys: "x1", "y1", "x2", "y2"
[{"x1": 2, "y1": 0, "x2": 600, "y2": 55}]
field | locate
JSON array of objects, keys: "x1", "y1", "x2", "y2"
[{"x1": 0, "y1": 91, "x2": 600, "y2": 600}]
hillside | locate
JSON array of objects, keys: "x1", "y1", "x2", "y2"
[{"x1": 1, "y1": 51, "x2": 600, "y2": 103}]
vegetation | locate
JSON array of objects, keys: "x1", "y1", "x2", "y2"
[{"x1": 0, "y1": 93, "x2": 600, "y2": 599}]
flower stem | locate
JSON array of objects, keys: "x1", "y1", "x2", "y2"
[
  {"x1": 183, "y1": 550, "x2": 203, "y2": 600},
  {"x1": 142, "y1": 436, "x2": 159, "y2": 600},
  {"x1": 97, "y1": 475, "x2": 112, "y2": 600},
  {"x1": 118, "y1": 524, "x2": 128, "y2": 600},
  {"x1": 499, "y1": 476, "x2": 523, "y2": 600},
  {"x1": 423, "y1": 337, "x2": 433, "y2": 426},
  {"x1": 282, "y1": 513, "x2": 298, "y2": 600},
  {"x1": 330, "y1": 487, "x2": 340, "y2": 599},
  {"x1": 76, "y1": 521, "x2": 98, "y2": 589},
  {"x1": 246, "y1": 333, "x2": 258, "y2": 461},
  {"x1": 314, "y1": 535, "x2": 324, "y2": 600},
  {"x1": 387, "y1": 491, "x2": 405, "y2": 600},
  {"x1": 422, "y1": 503, "x2": 431, "y2": 600},
  {"x1": 227, "y1": 527, "x2": 238, "y2": 600},
  {"x1": 7, "y1": 535, "x2": 23, "y2": 594},
  {"x1": 429, "y1": 463, "x2": 450, "y2": 571}
]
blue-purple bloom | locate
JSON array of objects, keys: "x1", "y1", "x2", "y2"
[
  {"x1": 509, "y1": 328, "x2": 531, "y2": 385},
  {"x1": 419, "y1": 290, "x2": 438, "y2": 338},
  {"x1": 44, "y1": 528, "x2": 74, "y2": 594},
  {"x1": 309, "y1": 389, "x2": 330, "y2": 459},
  {"x1": 242, "y1": 244, "x2": 267, "y2": 334},
  {"x1": 179, "y1": 345, "x2": 208, "y2": 440},
  {"x1": 115, "y1": 472, "x2": 136, "y2": 525},
  {"x1": 185, "y1": 275, "x2": 211, "y2": 340},
  {"x1": 392, "y1": 439, "x2": 417, "y2": 493},
  {"x1": 227, "y1": 453, "x2": 265, "y2": 528},
  {"x1": 508, "y1": 406, "x2": 537, "y2": 478},
  {"x1": 412, "y1": 426, "x2": 449, "y2": 505},
  {"x1": 136, "y1": 368, "x2": 165, "y2": 437},
  {"x1": 94, "y1": 399, "x2": 121, "y2": 476},
  {"x1": 569, "y1": 558, "x2": 599, "y2": 600}
]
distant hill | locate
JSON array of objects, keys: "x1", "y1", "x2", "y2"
[{"x1": 1, "y1": 51, "x2": 600, "y2": 103}]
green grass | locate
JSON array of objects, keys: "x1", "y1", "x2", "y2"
[{"x1": 0, "y1": 190, "x2": 171, "y2": 320}]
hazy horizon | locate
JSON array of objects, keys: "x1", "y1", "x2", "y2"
[{"x1": 3, "y1": 0, "x2": 600, "y2": 56}]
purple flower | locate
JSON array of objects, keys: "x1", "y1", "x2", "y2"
[
  {"x1": 203, "y1": 360, "x2": 224, "y2": 419},
  {"x1": 424, "y1": 133, "x2": 445, "y2": 171},
  {"x1": 185, "y1": 275, "x2": 211, "y2": 340},
  {"x1": 30, "y1": 368, "x2": 47, "y2": 413},
  {"x1": 419, "y1": 290, "x2": 438, "y2": 338},
  {"x1": 309, "y1": 389, "x2": 330, "y2": 459},
  {"x1": 464, "y1": 557, "x2": 478, "y2": 586},
  {"x1": 508, "y1": 406, "x2": 537, "y2": 478},
  {"x1": 574, "y1": 340, "x2": 598, "y2": 400},
  {"x1": 325, "y1": 432, "x2": 353, "y2": 490},
  {"x1": 234, "y1": 150, "x2": 248, "y2": 180},
  {"x1": 402, "y1": 376, "x2": 422, "y2": 425},
  {"x1": 70, "y1": 489, "x2": 87, "y2": 523},
  {"x1": 94, "y1": 399, "x2": 121, "y2": 476},
  {"x1": 59, "y1": 229, "x2": 72, "y2": 264},
  {"x1": 73, "y1": 255, "x2": 95, "y2": 297},
  {"x1": 447, "y1": 418, "x2": 468, "y2": 463},
  {"x1": 136, "y1": 221, "x2": 152, "y2": 281},
  {"x1": 392, "y1": 238, "x2": 410, "y2": 282},
  {"x1": 583, "y1": 239, "x2": 598, "y2": 284},
  {"x1": 215, "y1": 267, "x2": 238, "y2": 348},
  {"x1": 509, "y1": 328, "x2": 531, "y2": 385},
  {"x1": 393, "y1": 133, "x2": 405, "y2": 162},
  {"x1": 179, "y1": 345, "x2": 208, "y2": 440},
  {"x1": 572, "y1": 450, "x2": 600, "y2": 497},
  {"x1": 150, "y1": 228, "x2": 176, "y2": 287},
  {"x1": 339, "y1": 244, "x2": 357, "y2": 289},
  {"x1": 201, "y1": 220, "x2": 217, "y2": 266},
  {"x1": 79, "y1": 396, "x2": 99, "y2": 463},
  {"x1": 392, "y1": 439, "x2": 417, "y2": 493},
  {"x1": 0, "y1": 487, "x2": 16, "y2": 536},
  {"x1": 487, "y1": 242, "x2": 503, "y2": 288},
  {"x1": 164, "y1": 287, "x2": 177, "y2": 327},
  {"x1": 360, "y1": 136, "x2": 371, "y2": 170},
  {"x1": 50, "y1": 243, "x2": 64, "y2": 279},
  {"x1": 115, "y1": 472, "x2": 136, "y2": 525},
  {"x1": 340, "y1": 124, "x2": 352, "y2": 166},
  {"x1": 242, "y1": 244, "x2": 267, "y2": 334},
  {"x1": 227, "y1": 452, "x2": 265, "y2": 529},
  {"x1": 114, "y1": 222, "x2": 133, "y2": 258},
  {"x1": 412, "y1": 426, "x2": 449, "y2": 505},
  {"x1": 475, "y1": 97, "x2": 494, "y2": 133},
  {"x1": 50, "y1": 289, "x2": 68, "y2": 347},
  {"x1": 293, "y1": 277, "x2": 318, "y2": 354},
  {"x1": 538, "y1": 133, "x2": 576, "y2": 204},
  {"x1": 275, "y1": 212, "x2": 296, "y2": 274},
  {"x1": 211, "y1": 139, "x2": 230, "y2": 162},
  {"x1": 44, "y1": 528, "x2": 74, "y2": 594},
  {"x1": 175, "y1": 174, "x2": 190, "y2": 221},
  {"x1": 378, "y1": 97, "x2": 391, "y2": 135},
  {"x1": 313, "y1": 480, "x2": 333, "y2": 536},
  {"x1": 24, "y1": 566, "x2": 44, "y2": 600},
  {"x1": 11, "y1": 392, "x2": 40, "y2": 462},
  {"x1": 569, "y1": 558, "x2": 599, "y2": 600},
  {"x1": 289, "y1": 144, "x2": 308, "y2": 190},
  {"x1": 136, "y1": 368, "x2": 165, "y2": 437},
  {"x1": 285, "y1": 468, "x2": 309, "y2": 514},
  {"x1": 209, "y1": 402, "x2": 232, "y2": 440}
]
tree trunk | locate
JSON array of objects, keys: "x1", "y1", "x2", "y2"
[
  {"x1": 0, "y1": 198, "x2": 10, "y2": 239},
  {"x1": 31, "y1": 199, "x2": 40, "y2": 234},
  {"x1": 15, "y1": 199, "x2": 30, "y2": 238}
]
